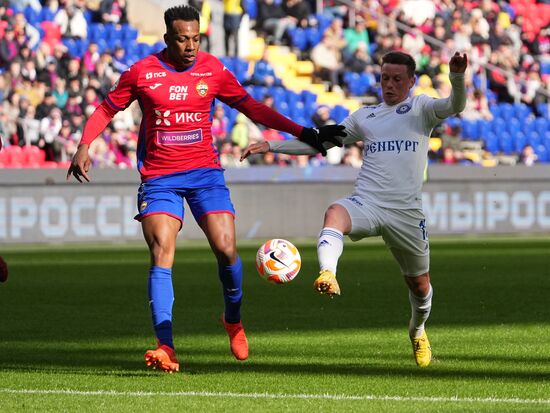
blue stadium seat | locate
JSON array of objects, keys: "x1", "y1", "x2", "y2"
[
  {"x1": 478, "y1": 119, "x2": 492, "y2": 140},
  {"x1": 269, "y1": 86, "x2": 286, "y2": 103},
  {"x1": 24, "y1": 5, "x2": 40, "y2": 24},
  {"x1": 39, "y1": 7, "x2": 56, "y2": 22},
  {"x1": 489, "y1": 104, "x2": 500, "y2": 118},
  {"x1": 89, "y1": 23, "x2": 105, "y2": 42},
  {"x1": 484, "y1": 131, "x2": 499, "y2": 154},
  {"x1": 535, "y1": 144, "x2": 549, "y2": 162},
  {"x1": 285, "y1": 90, "x2": 300, "y2": 107},
  {"x1": 513, "y1": 103, "x2": 531, "y2": 121},
  {"x1": 536, "y1": 103, "x2": 549, "y2": 118},
  {"x1": 275, "y1": 101, "x2": 290, "y2": 117},
  {"x1": 244, "y1": 0, "x2": 257, "y2": 19},
  {"x1": 122, "y1": 25, "x2": 139, "y2": 42},
  {"x1": 506, "y1": 117, "x2": 521, "y2": 137},
  {"x1": 137, "y1": 42, "x2": 151, "y2": 59},
  {"x1": 527, "y1": 131, "x2": 541, "y2": 147},
  {"x1": 499, "y1": 132, "x2": 513, "y2": 154},
  {"x1": 331, "y1": 105, "x2": 349, "y2": 123},
  {"x1": 300, "y1": 90, "x2": 317, "y2": 106},
  {"x1": 287, "y1": 27, "x2": 308, "y2": 51},
  {"x1": 498, "y1": 103, "x2": 514, "y2": 120},
  {"x1": 151, "y1": 41, "x2": 165, "y2": 54},
  {"x1": 461, "y1": 119, "x2": 478, "y2": 139},
  {"x1": 534, "y1": 117, "x2": 548, "y2": 136},
  {"x1": 251, "y1": 85, "x2": 268, "y2": 101},
  {"x1": 291, "y1": 102, "x2": 305, "y2": 119},
  {"x1": 492, "y1": 117, "x2": 506, "y2": 134},
  {"x1": 306, "y1": 27, "x2": 322, "y2": 48},
  {"x1": 512, "y1": 131, "x2": 527, "y2": 152},
  {"x1": 233, "y1": 58, "x2": 250, "y2": 83},
  {"x1": 316, "y1": 13, "x2": 332, "y2": 32}
]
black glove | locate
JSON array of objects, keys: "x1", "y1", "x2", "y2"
[{"x1": 299, "y1": 125, "x2": 346, "y2": 156}]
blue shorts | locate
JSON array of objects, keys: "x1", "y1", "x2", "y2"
[{"x1": 134, "y1": 168, "x2": 235, "y2": 226}]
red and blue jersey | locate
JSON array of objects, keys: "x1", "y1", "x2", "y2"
[{"x1": 104, "y1": 50, "x2": 249, "y2": 181}]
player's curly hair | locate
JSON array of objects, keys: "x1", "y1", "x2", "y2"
[
  {"x1": 164, "y1": 5, "x2": 200, "y2": 31},
  {"x1": 381, "y1": 51, "x2": 416, "y2": 78}
]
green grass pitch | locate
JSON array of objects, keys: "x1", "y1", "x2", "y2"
[{"x1": 0, "y1": 237, "x2": 549, "y2": 412}]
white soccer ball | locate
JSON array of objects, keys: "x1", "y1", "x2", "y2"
[{"x1": 256, "y1": 239, "x2": 301, "y2": 284}]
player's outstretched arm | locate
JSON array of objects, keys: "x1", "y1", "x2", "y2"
[
  {"x1": 66, "y1": 103, "x2": 116, "y2": 182},
  {"x1": 433, "y1": 52, "x2": 468, "y2": 118},
  {"x1": 67, "y1": 144, "x2": 92, "y2": 182}
]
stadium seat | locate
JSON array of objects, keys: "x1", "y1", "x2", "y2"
[
  {"x1": 306, "y1": 27, "x2": 323, "y2": 49},
  {"x1": 291, "y1": 102, "x2": 305, "y2": 119},
  {"x1": 300, "y1": 90, "x2": 317, "y2": 106},
  {"x1": 499, "y1": 132, "x2": 514, "y2": 154},
  {"x1": 287, "y1": 27, "x2": 308, "y2": 51},
  {"x1": 512, "y1": 131, "x2": 527, "y2": 152},
  {"x1": 484, "y1": 132, "x2": 499, "y2": 154},
  {"x1": 506, "y1": 117, "x2": 521, "y2": 137},
  {"x1": 498, "y1": 103, "x2": 514, "y2": 120},
  {"x1": 5, "y1": 146, "x2": 23, "y2": 167},
  {"x1": 269, "y1": 86, "x2": 287, "y2": 103},
  {"x1": 285, "y1": 90, "x2": 300, "y2": 107},
  {"x1": 22, "y1": 145, "x2": 45, "y2": 165},
  {"x1": 492, "y1": 117, "x2": 506, "y2": 134},
  {"x1": 527, "y1": 131, "x2": 542, "y2": 147},
  {"x1": 462, "y1": 119, "x2": 479, "y2": 139},
  {"x1": 89, "y1": 23, "x2": 105, "y2": 43},
  {"x1": 513, "y1": 103, "x2": 531, "y2": 121},
  {"x1": 478, "y1": 119, "x2": 492, "y2": 140},
  {"x1": 122, "y1": 25, "x2": 139, "y2": 42},
  {"x1": 39, "y1": 7, "x2": 56, "y2": 22},
  {"x1": 244, "y1": 0, "x2": 257, "y2": 19},
  {"x1": 24, "y1": 5, "x2": 40, "y2": 25},
  {"x1": 534, "y1": 117, "x2": 548, "y2": 136},
  {"x1": 331, "y1": 105, "x2": 349, "y2": 123},
  {"x1": 535, "y1": 144, "x2": 549, "y2": 162},
  {"x1": 489, "y1": 105, "x2": 500, "y2": 119}
]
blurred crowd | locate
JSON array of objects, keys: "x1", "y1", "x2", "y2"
[{"x1": 1, "y1": 0, "x2": 549, "y2": 169}]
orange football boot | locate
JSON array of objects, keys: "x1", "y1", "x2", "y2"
[
  {"x1": 144, "y1": 344, "x2": 180, "y2": 373},
  {"x1": 222, "y1": 315, "x2": 249, "y2": 360}
]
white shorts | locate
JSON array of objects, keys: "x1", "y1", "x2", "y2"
[{"x1": 334, "y1": 196, "x2": 430, "y2": 277}]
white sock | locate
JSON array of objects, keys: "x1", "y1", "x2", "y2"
[
  {"x1": 409, "y1": 284, "x2": 433, "y2": 338},
  {"x1": 317, "y1": 227, "x2": 344, "y2": 274}
]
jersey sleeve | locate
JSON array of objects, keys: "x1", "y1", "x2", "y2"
[
  {"x1": 104, "y1": 64, "x2": 140, "y2": 111},
  {"x1": 415, "y1": 95, "x2": 441, "y2": 130},
  {"x1": 341, "y1": 112, "x2": 366, "y2": 145}
]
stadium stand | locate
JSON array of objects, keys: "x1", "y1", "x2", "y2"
[{"x1": 0, "y1": 0, "x2": 549, "y2": 168}]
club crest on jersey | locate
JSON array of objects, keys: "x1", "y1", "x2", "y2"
[
  {"x1": 396, "y1": 103, "x2": 412, "y2": 114},
  {"x1": 196, "y1": 79, "x2": 208, "y2": 97}
]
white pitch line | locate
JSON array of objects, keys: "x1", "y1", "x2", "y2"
[{"x1": 1, "y1": 389, "x2": 549, "y2": 405}]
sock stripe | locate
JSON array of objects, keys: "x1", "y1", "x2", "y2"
[{"x1": 320, "y1": 229, "x2": 344, "y2": 240}]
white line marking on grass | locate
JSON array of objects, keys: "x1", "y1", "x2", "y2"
[{"x1": 1, "y1": 389, "x2": 549, "y2": 405}]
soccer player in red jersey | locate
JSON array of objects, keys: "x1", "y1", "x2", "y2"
[{"x1": 67, "y1": 5, "x2": 345, "y2": 373}]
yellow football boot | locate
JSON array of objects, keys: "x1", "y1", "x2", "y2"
[{"x1": 313, "y1": 269, "x2": 341, "y2": 297}]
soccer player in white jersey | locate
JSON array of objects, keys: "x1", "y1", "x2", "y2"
[{"x1": 242, "y1": 51, "x2": 468, "y2": 367}]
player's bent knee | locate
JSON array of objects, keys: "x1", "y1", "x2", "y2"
[{"x1": 324, "y1": 204, "x2": 352, "y2": 233}]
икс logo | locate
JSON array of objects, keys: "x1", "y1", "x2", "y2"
[{"x1": 155, "y1": 110, "x2": 171, "y2": 126}]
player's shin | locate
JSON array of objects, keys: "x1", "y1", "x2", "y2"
[
  {"x1": 408, "y1": 284, "x2": 433, "y2": 338},
  {"x1": 148, "y1": 266, "x2": 175, "y2": 349},
  {"x1": 317, "y1": 227, "x2": 344, "y2": 273},
  {"x1": 218, "y1": 255, "x2": 243, "y2": 323}
]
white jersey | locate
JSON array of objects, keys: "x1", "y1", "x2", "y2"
[{"x1": 341, "y1": 94, "x2": 441, "y2": 210}]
